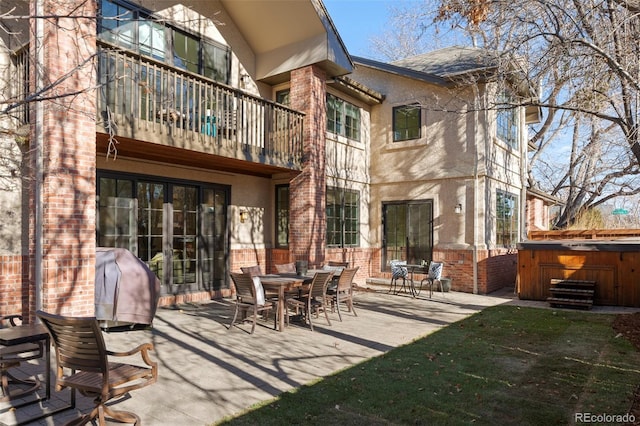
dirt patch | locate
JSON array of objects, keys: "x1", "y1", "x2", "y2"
[{"x1": 612, "y1": 313, "x2": 640, "y2": 423}]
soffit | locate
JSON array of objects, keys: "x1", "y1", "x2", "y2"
[
  {"x1": 221, "y1": 0, "x2": 352, "y2": 80},
  {"x1": 221, "y1": 0, "x2": 323, "y2": 55},
  {"x1": 96, "y1": 134, "x2": 302, "y2": 179}
]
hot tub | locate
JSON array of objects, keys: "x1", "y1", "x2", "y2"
[{"x1": 516, "y1": 239, "x2": 640, "y2": 307}]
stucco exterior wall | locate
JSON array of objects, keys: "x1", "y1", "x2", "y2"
[{"x1": 351, "y1": 66, "x2": 488, "y2": 249}]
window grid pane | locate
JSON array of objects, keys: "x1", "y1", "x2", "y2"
[
  {"x1": 139, "y1": 20, "x2": 165, "y2": 61},
  {"x1": 496, "y1": 190, "x2": 519, "y2": 247},
  {"x1": 326, "y1": 94, "x2": 360, "y2": 141},
  {"x1": 393, "y1": 104, "x2": 421, "y2": 142},
  {"x1": 276, "y1": 185, "x2": 289, "y2": 248},
  {"x1": 496, "y1": 91, "x2": 519, "y2": 148},
  {"x1": 326, "y1": 187, "x2": 360, "y2": 248}
]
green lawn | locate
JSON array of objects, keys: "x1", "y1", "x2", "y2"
[{"x1": 217, "y1": 305, "x2": 640, "y2": 425}]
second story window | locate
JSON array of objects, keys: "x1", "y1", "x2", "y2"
[
  {"x1": 327, "y1": 94, "x2": 361, "y2": 141},
  {"x1": 496, "y1": 90, "x2": 519, "y2": 149},
  {"x1": 138, "y1": 20, "x2": 165, "y2": 61},
  {"x1": 393, "y1": 104, "x2": 421, "y2": 142},
  {"x1": 99, "y1": 0, "x2": 230, "y2": 84},
  {"x1": 276, "y1": 89, "x2": 290, "y2": 106},
  {"x1": 203, "y1": 41, "x2": 229, "y2": 83},
  {"x1": 172, "y1": 29, "x2": 199, "y2": 74},
  {"x1": 100, "y1": 0, "x2": 135, "y2": 48}
]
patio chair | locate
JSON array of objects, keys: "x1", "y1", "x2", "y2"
[
  {"x1": 0, "y1": 315, "x2": 43, "y2": 401},
  {"x1": 274, "y1": 263, "x2": 296, "y2": 273},
  {"x1": 389, "y1": 260, "x2": 409, "y2": 294},
  {"x1": 241, "y1": 265, "x2": 279, "y2": 299},
  {"x1": 36, "y1": 310, "x2": 157, "y2": 426},
  {"x1": 229, "y1": 272, "x2": 276, "y2": 334},
  {"x1": 326, "y1": 267, "x2": 359, "y2": 321},
  {"x1": 240, "y1": 265, "x2": 262, "y2": 277},
  {"x1": 420, "y1": 261, "x2": 444, "y2": 297},
  {"x1": 273, "y1": 262, "x2": 304, "y2": 299},
  {"x1": 286, "y1": 271, "x2": 333, "y2": 331}
]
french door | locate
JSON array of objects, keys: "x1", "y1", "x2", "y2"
[
  {"x1": 382, "y1": 200, "x2": 433, "y2": 270},
  {"x1": 97, "y1": 173, "x2": 229, "y2": 294}
]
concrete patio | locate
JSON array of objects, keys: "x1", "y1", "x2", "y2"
[{"x1": 0, "y1": 285, "x2": 570, "y2": 425}]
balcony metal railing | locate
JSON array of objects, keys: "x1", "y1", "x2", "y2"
[{"x1": 96, "y1": 43, "x2": 305, "y2": 168}]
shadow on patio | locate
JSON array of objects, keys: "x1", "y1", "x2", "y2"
[{"x1": 1, "y1": 288, "x2": 514, "y2": 426}]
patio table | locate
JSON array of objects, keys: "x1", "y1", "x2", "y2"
[
  {"x1": 259, "y1": 274, "x2": 310, "y2": 331},
  {"x1": 0, "y1": 323, "x2": 74, "y2": 424},
  {"x1": 404, "y1": 264, "x2": 429, "y2": 297}
]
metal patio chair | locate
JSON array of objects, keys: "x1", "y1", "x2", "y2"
[{"x1": 36, "y1": 310, "x2": 157, "y2": 426}]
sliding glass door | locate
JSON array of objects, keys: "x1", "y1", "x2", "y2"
[{"x1": 382, "y1": 200, "x2": 433, "y2": 270}]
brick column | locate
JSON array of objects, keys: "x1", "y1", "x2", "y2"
[
  {"x1": 289, "y1": 65, "x2": 327, "y2": 267},
  {"x1": 29, "y1": 0, "x2": 97, "y2": 316}
]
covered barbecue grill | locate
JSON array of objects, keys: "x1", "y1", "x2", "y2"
[{"x1": 95, "y1": 247, "x2": 161, "y2": 328}]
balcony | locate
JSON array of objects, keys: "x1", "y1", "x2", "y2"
[{"x1": 96, "y1": 43, "x2": 305, "y2": 174}]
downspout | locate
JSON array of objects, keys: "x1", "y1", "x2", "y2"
[
  {"x1": 520, "y1": 108, "x2": 527, "y2": 240},
  {"x1": 471, "y1": 85, "x2": 481, "y2": 295},
  {"x1": 519, "y1": 113, "x2": 527, "y2": 297},
  {"x1": 34, "y1": 0, "x2": 44, "y2": 314}
]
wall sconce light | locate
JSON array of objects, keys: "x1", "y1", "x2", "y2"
[
  {"x1": 454, "y1": 203, "x2": 463, "y2": 215},
  {"x1": 239, "y1": 210, "x2": 248, "y2": 223}
]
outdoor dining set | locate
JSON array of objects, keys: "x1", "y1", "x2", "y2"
[
  {"x1": 388, "y1": 260, "x2": 445, "y2": 298},
  {"x1": 228, "y1": 261, "x2": 360, "y2": 334}
]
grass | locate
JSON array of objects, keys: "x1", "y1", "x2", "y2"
[{"x1": 216, "y1": 305, "x2": 640, "y2": 425}]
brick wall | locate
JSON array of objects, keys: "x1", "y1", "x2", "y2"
[
  {"x1": 230, "y1": 248, "x2": 268, "y2": 274},
  {"x1": 435, "y1": 248, "x2": 516, "y2": 294},
  {"x1": 369, "y1": 248, "x2": 517, "y2": 294},
  {"x1": 289, "y1": 65, "x2": 327, "y2": 267},
  {"x1": 324, "y1": 247, "x2": 377, "y2": 285},
  {"x1": 526, "y1": 197, "x2": 549, "y2": 231},
  {"x1": 28, "y1": 0, "x2": 97, "y2": 317},
  {"x1": 0, "y1": 255, "x2": 29, "y2": 317},
  {"x1": 480, "y1": 249, "x2": 517, "y2": 293}
]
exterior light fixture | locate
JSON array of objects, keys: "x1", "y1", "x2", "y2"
[
  {"x1": 454, "y1": 203, "x2": 463, "y2": 214},
  {"x1": 239, "y1": 210, "x2": 248, "y2": 223}
]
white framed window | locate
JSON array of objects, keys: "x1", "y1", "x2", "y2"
[{"x1": 496, "y1": 190, "x2": 519, "y2": 247}]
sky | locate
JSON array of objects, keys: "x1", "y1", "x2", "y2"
[{"x1": 323, "y1": 0, "x2": 398, "y2": 58}]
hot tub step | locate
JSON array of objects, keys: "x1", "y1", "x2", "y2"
[{"x1": 547, "y1": 279, "x2": 596, "y2": 310}]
